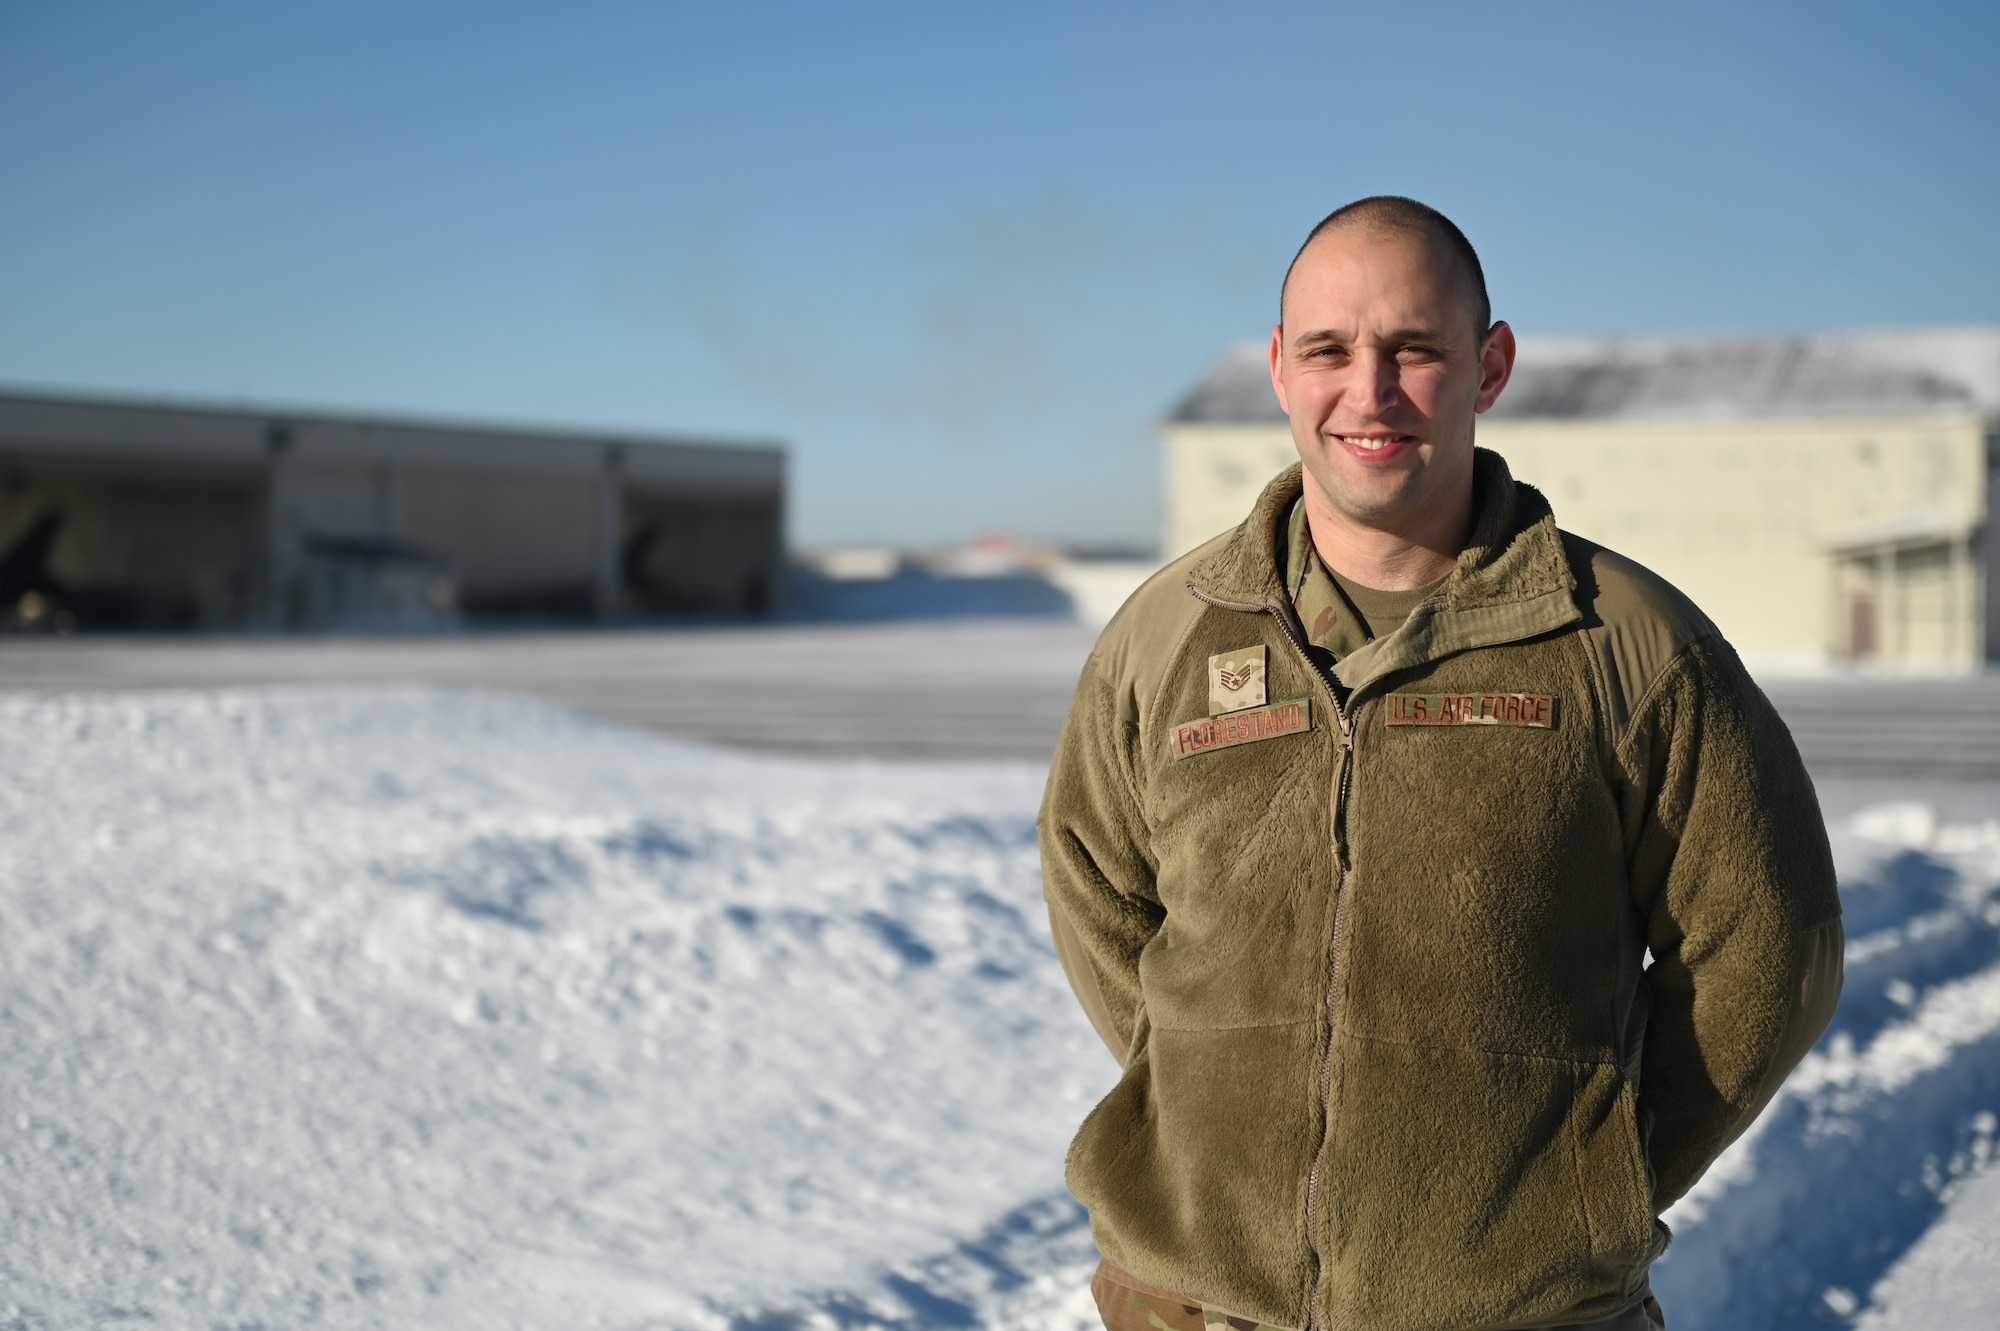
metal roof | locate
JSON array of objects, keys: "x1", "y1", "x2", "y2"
[
  {"x1": 1168, "y1": 327, "x2": 2000, "y2": 424},
  {"x1": 1168, "y1": 345, "x2": 1283, "y2": 424},
  {"x1": 0, "y1": 389, "x2": 785, "y2": 496}
]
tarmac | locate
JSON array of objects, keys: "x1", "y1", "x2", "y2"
[{"x1": 2, "y1": 621, "x2": 1996, "y2": 777}]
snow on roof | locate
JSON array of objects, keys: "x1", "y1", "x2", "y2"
[
  {"x1": 1167, "y1": 344, "x2": 1285, "y2": 424},
  {"x1": 1168, "y1": 327, "x2": 2000, "y2": 424}
]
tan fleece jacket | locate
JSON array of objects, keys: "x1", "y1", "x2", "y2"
[{"x1": 1039, "y1": 451, "x2": 1842, "y2": 1331}]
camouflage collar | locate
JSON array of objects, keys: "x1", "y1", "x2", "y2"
[{"x1": 1285, "y1": 498, "x2": 1373, "y2": 660}]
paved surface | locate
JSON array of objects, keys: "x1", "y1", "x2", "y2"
[
  {"x1": 1759, "y1": 677, "x2": 2000, "y2": 782},
  {"x1": 0, "y1": 622, "x2": 1101, "y2": 762},
  {"x1": 2, "y1": 624, "x2": 1996, "y2": 775}
]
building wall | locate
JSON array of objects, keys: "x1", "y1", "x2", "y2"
[
  {"x1": 1483, "y1": 415, "x2": 1988, "y2": 670},
  {"x1": 1828, "y1": 538, "x2": 1982, "y2": 668},
  {"x1": 286, "y1": 464, "x2": 785, "y2": 619},
  {"x1": 1989, "y1": 438, "x2": 2000, "y2": 664},
  {"x1": 622, "y1": 493, "x2": 784, "y2": 615},
  {"x1": 1162, "y1": 415, "x2": 1994, "y2": 671},
  {"x1": 1164, "y1": 424, "x2": 1302, "y2": 561},
  {"x1": 399, "y1": 467, "x2": 603, "y2": 612},
  {"x1": 0, "y1": 467, "x2": 263, "y2": 626},
  {"x1": 0, "y1": 394, "x2": 787, "y2": 630}
]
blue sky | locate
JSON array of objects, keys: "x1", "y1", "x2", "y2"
[{"x1": 3, "y1": 1, "x2": 1995, "y2": 547}]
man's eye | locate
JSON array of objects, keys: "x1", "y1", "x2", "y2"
[{"x1": 1396, "y1": 345, "x2": 1442, "y2": 363}]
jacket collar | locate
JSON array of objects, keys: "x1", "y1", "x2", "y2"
[{"x1": 1185, "y1": 448, "x2": 1581, "y2": 692}]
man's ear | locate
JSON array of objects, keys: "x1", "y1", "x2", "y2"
[
  {"x1": 1473, "y1": 320, "x2": 1517, "y2": 414},
  {"x1": 1267, "y1": 325, "x2": 1291, "y2": 414}
]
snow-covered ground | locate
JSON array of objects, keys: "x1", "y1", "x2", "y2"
[
  {"x1": 0, "y1": 691, "x2": 1113, "y2": 1329},
  {"x1": 1, "y1": 689, "x2": 1996, "y2": 1328},
  {"x1": 1651, "y1": 797, "x2": 2000, "y2": 1326}
]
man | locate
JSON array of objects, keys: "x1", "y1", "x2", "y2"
[{"x1": 1038, "y1": 197, "x2": 1843, "y2": 1331}]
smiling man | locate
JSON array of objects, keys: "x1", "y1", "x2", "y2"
[{"x1": 1039, "y1": 197, "x2": 1843, "y2": 1331}]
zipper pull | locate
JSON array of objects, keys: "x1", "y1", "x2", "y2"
[{"x1": 1330, "y1": 723, "x2": 1353, "y2": 876}]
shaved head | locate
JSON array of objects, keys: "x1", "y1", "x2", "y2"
[
  {"x1": 1280, "y1": 196, "x2": 1491, "y2": 338},
  {"x1": 1266, "y1": 196, "x2": 1517, "y2": 585}
]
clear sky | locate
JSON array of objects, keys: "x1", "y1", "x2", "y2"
[{"x1": 3, "y1": 1, "x2": 1995, "y2": 548}]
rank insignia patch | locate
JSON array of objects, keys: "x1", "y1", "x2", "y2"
[
  {"x1": 1208, "y1": 645, "x2": 1267, "y2": 715},
  {"x1": 1384, "y1": 692, "x2": 1559, "y2": 728}
]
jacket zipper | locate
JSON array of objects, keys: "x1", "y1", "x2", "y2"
[{"x1": 1189, "y1": 583, "x2": 1355, "y2": 1331}]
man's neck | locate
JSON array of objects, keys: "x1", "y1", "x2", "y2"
[{"x1": 1300, "y1": 483, "x2": 1471, "y2": 592}]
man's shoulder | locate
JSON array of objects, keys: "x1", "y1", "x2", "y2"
[
  {"x1": 1558, "y1": 530, "x2": 1732, "y2": 732},
  {"x1": 1084, "y1": 531, "x2": 1234, "y2": 704}
]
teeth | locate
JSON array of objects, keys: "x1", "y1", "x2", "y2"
[{"x1": 1340, "y1": 435, "x2": 1396, "y2": 450}]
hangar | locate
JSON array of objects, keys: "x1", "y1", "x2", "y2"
[
  {"x1": 0, "y1": 392, "x2": 785, "y2": 631},
  {"x1": 1164, "y1": 328, "x2": 2000, "y2": 673}
]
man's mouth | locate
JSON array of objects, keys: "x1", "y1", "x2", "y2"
[{"x1": 1332, "y1": 433, "x2": 1416, "y2": 454}]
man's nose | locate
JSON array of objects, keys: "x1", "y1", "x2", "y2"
[{"x1": 1344, "y1": 349, "x2": 1400, "y2": 415}]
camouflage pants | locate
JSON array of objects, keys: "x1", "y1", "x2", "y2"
[{"x1": 1090, "y1": 1259, "x2": 1666, "y2": 1331}]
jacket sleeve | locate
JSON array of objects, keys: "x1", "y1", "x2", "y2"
[
  {"x1": 1621, "y1": 637, "x2": 1844, "y2": 1209},
  {"x1": 1038, "y1": 656, "x2": 1164, "y2": 1065}
]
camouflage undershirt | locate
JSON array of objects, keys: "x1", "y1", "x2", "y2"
[{"x1": 1282, "y1": 497, "x2": 1447, "y2": 662}]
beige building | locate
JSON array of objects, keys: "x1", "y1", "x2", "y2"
[
  {"x1": 1164, "y1": 329, "x2": 2000, "y2": 673},
  {"x1": 0, "y1": 392, "x2": 785, "y2": 630}
]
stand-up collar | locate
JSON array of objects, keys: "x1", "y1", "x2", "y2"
[{"x1": 1185, "y1": 448, "x2": 1582, "y2": 691}]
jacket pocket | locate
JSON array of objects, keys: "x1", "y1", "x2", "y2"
[
  {"x1": 1573, "y1": 1068, "x2": 1663, "y2": 1292},
  {"x1": 1315, "y1": 1042, "x2": 1653, "y2": 1331},
  {"x1": 1066, "y1": 1022, "x2": 1322, "y2": 1329}
]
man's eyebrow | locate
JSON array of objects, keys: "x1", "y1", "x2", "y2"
[{"x1": 1290, "y1": 326, "x2": 1453, "y2": 351}]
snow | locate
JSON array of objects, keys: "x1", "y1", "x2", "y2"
[
  {"x1": 2, "y1": 687, "x2": 1997, "y2": 1328},
  {"x1": 1855, "y1": 1126, "x2": 2000, "y2": 1330},
  {"x1": 1651, "y1": 784, "x2": 2000, "y2": 1329},
  {"x1": 0, "y1": 690, "x2": 1115, "y2": 1328}
]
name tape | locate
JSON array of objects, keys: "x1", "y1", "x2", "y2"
[
  {"x1": 1170, "y1": 698, "x2": 1312, "y2": 760},
  {"x1": 1385, "y1": 692, "x2": 1558, "y2": 729}
]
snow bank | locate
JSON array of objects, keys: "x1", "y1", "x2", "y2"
[
  {"x1": 0, "y1": 691, "x2": 1115, "y2": 1328},
  {"x1": 4, "y1": 690, "x2": 1997, "y2": 1329},
  {"x1": 1652, "y1": 794, "x2": 2000, "y2": 1329},
  {"x1": 1854, "y1": 1127, "x2": 2000, "y2": 1329}
]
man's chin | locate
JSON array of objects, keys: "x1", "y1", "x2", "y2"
[{"x1": 1306, "y1": 469, "x2": 1427, "y2": 527}]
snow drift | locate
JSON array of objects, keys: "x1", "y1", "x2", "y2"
[
  {"x1": 0, "y1": 691, "x2": 1112, "y2": 1328},
  {"x1": 1651, "y1": 796, "x2": 2000, "y2": 1326},
  {"x1": 0, "y1": 689, "x2": 1996, "y2": 1328}
]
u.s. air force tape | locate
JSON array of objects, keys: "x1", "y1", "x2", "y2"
[{"x1": 1384, "y1": 692, "x2": 1558, "y2": 728}]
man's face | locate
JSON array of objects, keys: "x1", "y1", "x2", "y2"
[{"x1": 1268, "y1": 225, "x2": 1513, "y2": 538}]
